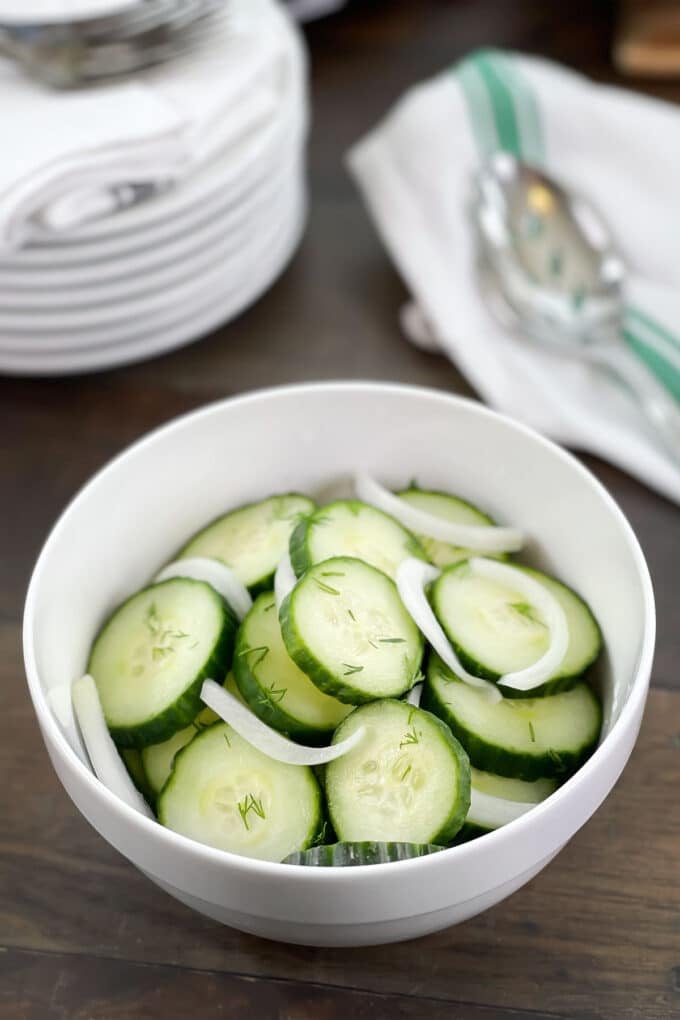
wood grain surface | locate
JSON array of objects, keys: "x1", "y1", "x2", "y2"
[{"x1": 2, "y1": 1, "x2": 679, "y2": 1018}]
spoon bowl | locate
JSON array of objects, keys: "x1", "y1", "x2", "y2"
[{"x1": 473, "y1": 152, "x2": 680, "y2": 464}]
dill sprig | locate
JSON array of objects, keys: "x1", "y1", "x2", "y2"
[
  {"x1": 314, "y1": 578, "x2": 341, "y2": 596},
  {"x1": 267, "y1": 681, "x2": 287, "y2": 704},
  {"x1": 378, "y1": 637, "x2": 405, "y2": 644},
  {"x1": 342, "y1": 663, "x2": 364, "y2": 676},
  {"x1": 238, "y1": 645, "x2": 269, "y2": 668},
  {"x1": 237, "y1": 793, "x2": 266, "y2": 831},
  {"x1": 311, "y1": 821, "x2": 329, "y2": 847},
  {"x1": 399, "y1": 723, "x2": 420, "y2": 749},
  {"x1": 528, "y1": 721, "x2": 536, "y2": 744},
  {"x1": 548, "y1": 749, "x2": 567, "y2": 773}
]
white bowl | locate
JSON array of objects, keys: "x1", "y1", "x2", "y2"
[{"x1": 23, "y1": 382, "x2": 655, "y2": 946}]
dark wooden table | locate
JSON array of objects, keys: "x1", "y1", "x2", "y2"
[{"x1": 2, "y1": 2, "x2": 679, "y2": 1017}]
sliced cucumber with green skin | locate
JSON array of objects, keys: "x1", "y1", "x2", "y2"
[
  {"x1": 234, "y1": 592, "x2": 354, "y2": 743},
  {"x1": 423, "y1": 653, "x2": 602, "y2": 781},
  {"x1": 180, "y1": 494, "x2": 316, "y2": 593},
  {"x1": 397, "y1": 488, "x2": 506, "y2": 567},
  {"x1": 431, "y1": 561, "x2": 602, "y2": 692},
  {"x1": 225, "y1": 671, "x2": 246, "y2": 705},
  {"x1": 158, "y1": 721, "x2": 323, "y2": 861},
  {"x1": 325, "y1": 700, "x2": 470, "y2": 844},
  {"x1": 289, "y1": 500, "x2": 425, "y2": 581},
  {"x1": 142, "y1": 677, "x2": 243, "y2": 795},
  {"x1": 88, "y1": 578, "x2": 237, "y2": 749},
  {"x1": 121, "y1": 748, "x2": 156, "y2": 809},
  {"x1": 280, "y1": 557, "x2": 424, "y2": 704},
  {"x1": 461, "y1": 767, "x2": 557, "y2": 838},
  {"x1": 283, "y1": 841, "x2": 445, "y2": 866},
  {"x1": 141, "y1": 706, "x2": 218, "y2": 796}
]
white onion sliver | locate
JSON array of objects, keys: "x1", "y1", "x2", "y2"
[
  {"x1": 469, "y1": 788, "x2": 539, "y2": 829},
  {"x1": 274, "y1": 550, "x2": 297, "y2": 613},
  {"x1": 405, "y1": 683, "x2": 423, "y2": 708},
  {"x1": 396, "y1": 558, "x2": 501, "y2": 702},
  {"x1": 155, "y1": 557, "x2": 252, "y2": 621},
  {"x1": 201, "y1": 680, "x2": 365, "y2": 766},
  {"x1": 470, "y1": 558, "x2": 569, "y2": 692},
  {"x1": 48, "y1": 682, "x2": 89, "y2": 765},
  {"x1": 71, "y1": 675, "x2": 154, "y2": 819},
  {"x1": 355, "y1": 472, "x2": 525, "y2": 553}
]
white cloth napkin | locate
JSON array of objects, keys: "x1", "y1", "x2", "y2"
[
  {"x1": 348, "y1": 49, "x2": 680, "y2": 505},
  {"x1": 0, "y1": 0, "x2": 303, "y2": 249}
]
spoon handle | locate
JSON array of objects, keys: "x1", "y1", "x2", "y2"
[{"x1": 595, "y1": 342, "x2": 680, "y2": 467}]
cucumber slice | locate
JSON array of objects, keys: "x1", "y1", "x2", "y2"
[
  {"x1": 180, "y1": 494, "x2": 316, "y2": 593},
  {"x1": 121, "y1": 748, "x2": 156, "y2": 808},
  {"x1": 289, "y1": 500, "x2": 425, "y2": 580},
  {"x1": 88, "y1": 578, "x2": 236, "y2": 748},
  {"x1": 462, "y1": 767, "x2": 557, "y2": 838},
  {"x1": 280, "y1": 557, "x2": 424, "y2": 703},
  {"x1": 225, "y1": 671, "x2": 247, "y2": 705},
  {"x1": 234, "y1": 592, "x2": 354, "y2": 742},
  {"x1": 423, "y1": 653, "x2": 602, "y2": 781},
  {"x1": 431, "y1": 561, "x2": 602, "y2": 692},
  {"x1": 141, "y1": 706, "x2": 218, "y2": 796},
  {"x1": 283, "y1": 841, "x2": 445, "y2": 866},
  {"x1": 158, "y1": 721, "x2": 323, "y2": 861},
  {"x1": 325, "y1": 700, "x2": 470, "y2": 844},
  {"x1": 397, "y1": 488, "x2": 506, "y2": 567}
]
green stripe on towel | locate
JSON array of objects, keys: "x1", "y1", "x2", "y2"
[
  {"x1": 457, "y1": 57, "x2": 500, "y2": 158},
  {"x1": 482, "y1": 51, "x2": 545, "y2": 164},
  {"x1": 459, "y1": 48, "x2": 680, "y2": 405},
  {"x1": 472, "y1": 51, "x2": 522, "y2": 156},
  {"x1": 623, "y1": 309, "x2": 680, "y2": 402}
]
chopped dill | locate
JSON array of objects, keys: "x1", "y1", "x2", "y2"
[
  {"x1": 237, "y1": 793, "x2": 266, "y2": 830},
  {"x1": 342, "y1": 663, "x2": 364, "y2": 676},
  {"x1": 314, "y1": 578, "x2": 341, "y2": 595},
  {"x1": 238, "y1": 645, "x2": 269, "y2": 668},
  {"x1": 399, "y1": 727, "x2": 420, "y2": 749}
]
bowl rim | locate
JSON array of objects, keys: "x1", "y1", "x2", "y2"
[{"x1": 22, "y1": 380, "x2": 656, "y2": 880}]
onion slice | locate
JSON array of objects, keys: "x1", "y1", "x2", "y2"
[
  {"x1": 49, "y1": 681, "x2": 90, "y2": 765},
  {"x1": 355, "y1": 473, "x2": 525, "y2": 553},
  {"x1": 201, "y1": 680, "x2": 365, "y2": 766},
  {"x1": 469, "y1": 558, "x2": 569, "y2": 692},
  {"x1": 155, "y1": 557, "x2": 252, "y2": 621},
  {"x1": 469, "y1": 788, "x2": 541, "y2": 829},
  {"x1": 405, "y1": 683, "x2": 423, "y2": 708},
  {"x1": 71, "y1": 675, "x2": 154, "y2": 819},
  {"x1": 396, "y1": 558, "x2": 501, "y2": 702},
  {"x1": 274, "y1": 550, "x2": 297, "y2": 613}
]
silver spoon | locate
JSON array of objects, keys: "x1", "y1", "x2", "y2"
[{"x1": 472, "y1": 151, "x2": 680, "y2": 466}]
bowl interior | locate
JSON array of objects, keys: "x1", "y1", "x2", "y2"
[{"x1": 26, "y1": 384, "x2": 650, "y2": 765}]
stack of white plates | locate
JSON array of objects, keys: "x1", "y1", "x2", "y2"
[{"x1": 0, "y1": 8, "x2": 307, "y2": 375}]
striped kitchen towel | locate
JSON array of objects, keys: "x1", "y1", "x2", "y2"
[{"x1": 348, "y1": 49, "x2": 680, "y2": 504}]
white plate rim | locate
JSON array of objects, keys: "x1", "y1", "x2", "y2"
[
  {"x1": 0, "y1": 175, "x2": 299, "y2": 343},
  {"x1": 0, "y1": 155, "x2": 301, "y2": 306},
  {"x1": 0, "y1": 191, "x2": 305, "y2": 373}
]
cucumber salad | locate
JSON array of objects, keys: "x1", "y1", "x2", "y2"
[{"x1": 69, "y1": 478, "x2": 603, "y2": 867}]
